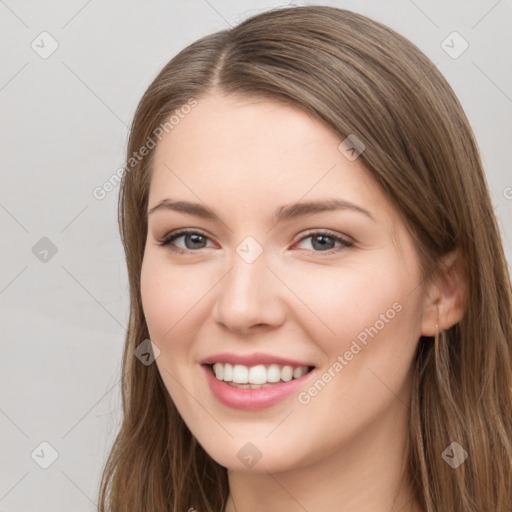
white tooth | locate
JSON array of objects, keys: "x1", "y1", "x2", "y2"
[
  {"x1": 248, "y1": 365, "x2": 267, "y2": 384},
  {"x1": 217, "y1": 362, "x2": 309, "y2": 384},
  {"x1": 223, "y1": 363, "x2": 233, "y2": 382},
  {"x1": 281, "y1": 365, "x2": 293, "y2": 382},
  {"x1": 293, "y1": 366, "x2": 306, "y2": 379},
  {"x1": 213, "y1": 363, "x2": 223, "y2": 380},
  {"x1": 267, "y1": 364, "x2": 281, "y2": 383},
  {"x1": 232, "y1": 364, "x2": 249, "y2": 383}
]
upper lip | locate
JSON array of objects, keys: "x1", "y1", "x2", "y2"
[{"x1": 201, "y1": 352, "x2": 315, "y2": 368}]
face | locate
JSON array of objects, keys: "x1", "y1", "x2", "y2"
[{"x1": 140, "y1": 92, "x2": 427, "y2": 473}]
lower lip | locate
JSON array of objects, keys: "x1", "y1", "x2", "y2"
[{"x1": 201, "y1": 364, "x2": 315, "y2": 411}]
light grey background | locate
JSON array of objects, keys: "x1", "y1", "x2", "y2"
[{"x1": 1, "y1": 1, "x2": 511, "y2": 510}]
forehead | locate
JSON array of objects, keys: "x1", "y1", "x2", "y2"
[
  {"x1": 153, "y1": 93, "x2": 340, "y2": 170},
  {"x1": 148, "y1": 92, "x2": 392, "y2": 224}
]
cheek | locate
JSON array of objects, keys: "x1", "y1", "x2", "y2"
[
  {"x1": 283, "y1": 253, "x2": 424, "y2": 410},
  {"x1": 282, "y1": 256, "x2": 416, "y2": 347},
  {"x1": 140, "y1": 252, "x2": 208, "y2": 343},
  {"x1": 140, "y1": 259, "x2": 171, "y2": 341},
  {"x1": 281, "y1": 262, "x2": 421, "y2": 453}
]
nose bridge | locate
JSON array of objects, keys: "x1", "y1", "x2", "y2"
[{"x1": 213, "y1": 239, "x2": 283, "y2": 330}]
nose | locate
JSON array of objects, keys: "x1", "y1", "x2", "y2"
[{"x1": 212, "y1": 248, "x2": 287, "y2": 335}]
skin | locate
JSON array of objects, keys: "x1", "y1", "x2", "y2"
[{"x1": 140, "y1": 92, "x2": 465, "y2": 512}]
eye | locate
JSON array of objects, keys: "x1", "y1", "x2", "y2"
[
  {"x1": 156, "y1": 229, "x2": 213, "y2": 253},
  {"x1": 293, "y1": 230, "x2": 353, "y2": 254}
]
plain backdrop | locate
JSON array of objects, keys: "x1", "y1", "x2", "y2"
[{"x1": 1, "y1": 1, "x2": 511, "y2": 510}]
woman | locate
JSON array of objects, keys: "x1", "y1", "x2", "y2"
[{"x1": 98, "y1": 5, "x2": 512, "y2": 511}]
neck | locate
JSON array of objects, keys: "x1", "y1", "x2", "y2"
[{"x1": 224, "y1": 398, "x2": 423, "y2": 512}]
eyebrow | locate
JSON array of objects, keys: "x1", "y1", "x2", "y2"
[{"x1": 148, "y1": 197, "x2": 375, "y2": 224}]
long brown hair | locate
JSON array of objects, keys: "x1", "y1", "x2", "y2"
[{"x1": 98, "y1": 6, "x2": 512, "y2": 511}]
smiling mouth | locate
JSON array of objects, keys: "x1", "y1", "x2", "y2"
[{"x1": 206, "y1": 362, "x2": 315, "y2": 389}]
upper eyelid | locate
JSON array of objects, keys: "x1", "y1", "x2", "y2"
[{"x1": 165, "y1": 228, "x2": 213, "y2": 243}]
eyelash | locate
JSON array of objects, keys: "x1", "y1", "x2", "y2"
[{"x1": 156, "y1": 228, "x2": 354, "y2": 255}]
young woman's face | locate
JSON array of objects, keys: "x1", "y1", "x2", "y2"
[{"x1": 141, "y1": 92, "x2": 428, "y2": 473}]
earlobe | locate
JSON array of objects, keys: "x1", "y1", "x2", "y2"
[{"x1": 420, "y1": 249, "x2": 467, "y2": 336}]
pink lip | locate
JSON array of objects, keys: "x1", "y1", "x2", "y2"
[
  {"x1": 201, "y1": 351, "x2": 315, "y2": 367},
  {"x1": 201, "y1": 364, "x2": 316, "y2": 411}
]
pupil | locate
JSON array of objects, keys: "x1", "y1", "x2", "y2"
[
  {"x1": 185, "y1": 234, "x2": 206, "y2": 249},
  {"x1": 312, "y1": 235, "x2": 334, "y2": 251}
]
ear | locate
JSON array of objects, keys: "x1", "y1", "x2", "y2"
[{"x1": 420, "y1": 249, "x2": 467, "y2": 336}]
